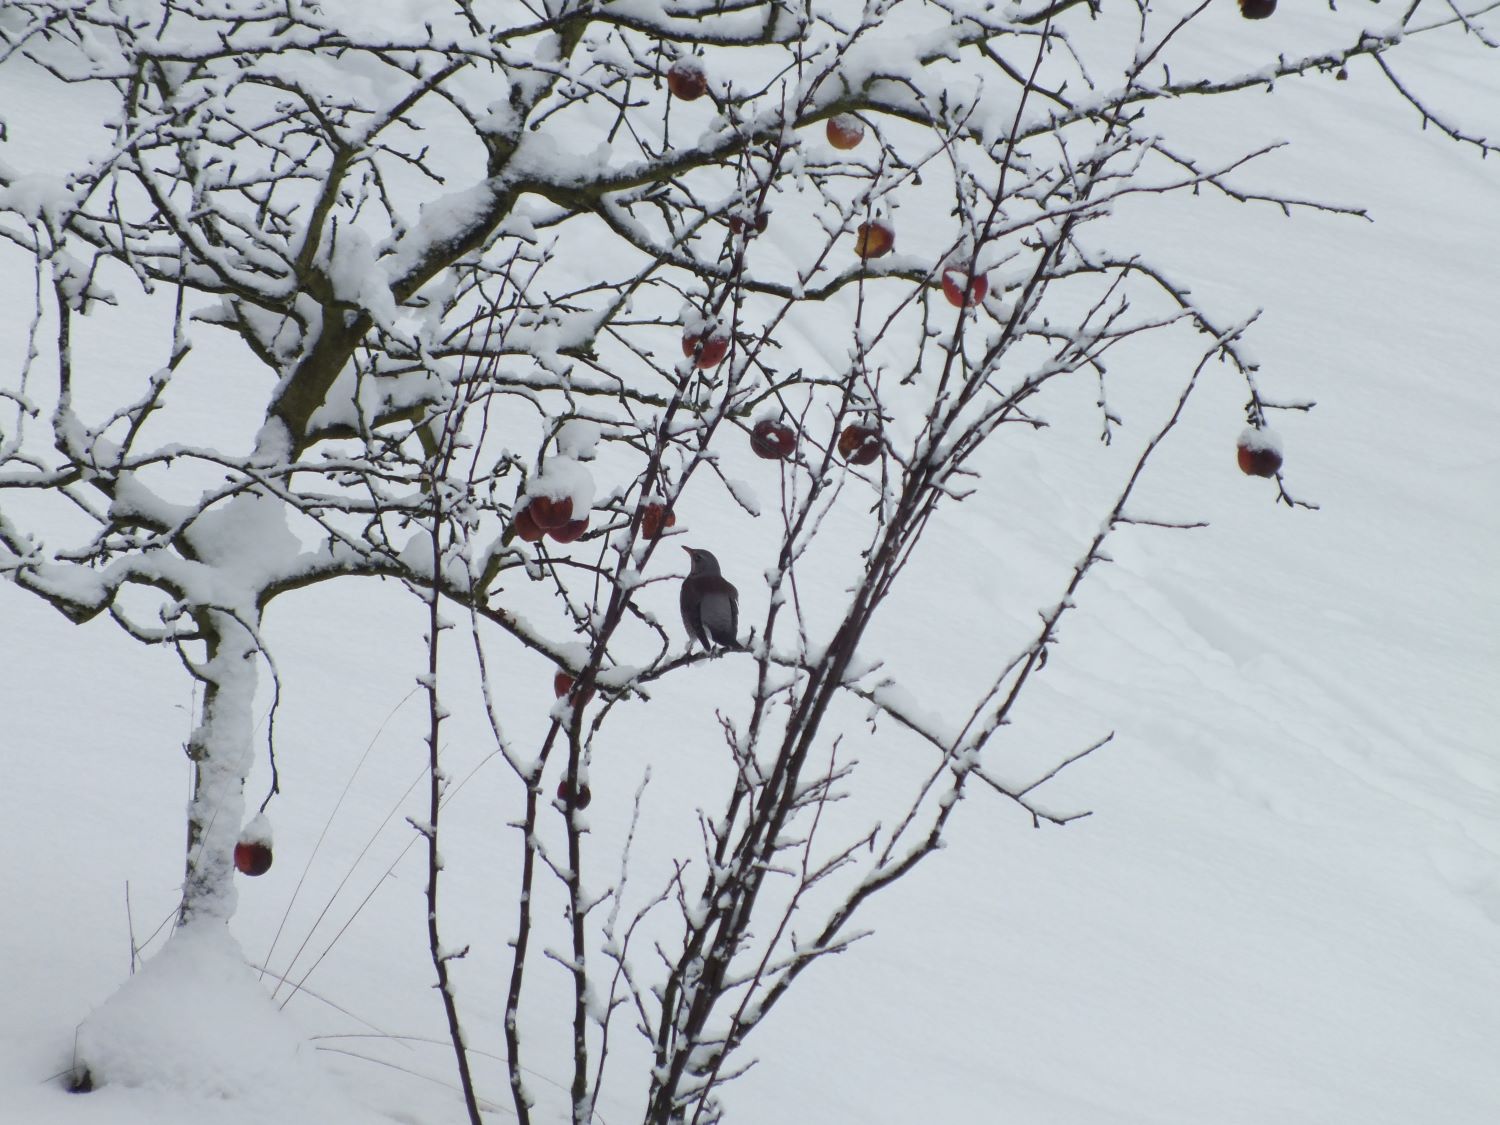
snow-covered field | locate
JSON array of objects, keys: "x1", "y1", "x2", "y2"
[{"x1": 3, "y1": 5, "x2": 1498, "y2": 1124}]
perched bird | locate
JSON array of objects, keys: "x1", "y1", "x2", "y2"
[{"x1": 680, "y1": 547, "x2": 740, "y2": 651}]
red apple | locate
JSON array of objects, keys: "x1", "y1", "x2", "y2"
[
  {"x1": 526, "y1": 495, "x2": 573, "y2": 530},
  {"x1": 837, "y1": 424, "x2": 882, "y2": 465},
  {"x1": 1237, "y1": 445, "x2": 1283, "y2": 478},
  {"x1": 667, "y1": 59, "x2": 707, "y2": 101},
  {"x1": 641, "y1": 503, "x2": 676, "y2": 540},
  {"x1": 556, "y1": 778, "x2": 592, "y2": 810},
  {"x1": 751, "y1": 418, "x2": 797, "y2": 460},
  {"x1": 1238, "y1": 0, "x2": 1276, "y2": 18},
  {"x1": 234, "y1": 840, "x2": 273, "y2": 877},
  {"x1": 855, "y1": 220, "x2": 894, "y2": 260},
  {"x1": 728, "y1": 210, "x2": 769, "y2": 236},
  {"x1": 940, "y1": 267, "x2": 989, "y2": 308},
  {"x1": 682, "y1": 328, "x2": 731, "y2": 369},
  {"x1": 826, "y1": 114, "x2": 865, "y2": 151},
  {"x1": 554, "y1": 669, "x2": 595, "y2": 706},
  {"x1": 548, "y1": 516, "x2": 590, "y2": 544},
  {"x1": 1236, "y1": 431, "x2": 1284, "y2": 477},
  {"x1": 512, "y1": 505, "x2": 546, "y2": 542}
]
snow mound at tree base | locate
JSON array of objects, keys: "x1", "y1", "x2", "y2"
[{"x1": 74, "y1": 921, "x2": 328, "y2": 1105}]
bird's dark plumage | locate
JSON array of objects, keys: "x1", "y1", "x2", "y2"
[{"x1": 680, "y1": 547, "x2": 739, "y2": 650}]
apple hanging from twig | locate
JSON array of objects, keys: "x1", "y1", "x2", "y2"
[
  {"x1": 512, "y1": 505, "x2": 546, "y2": 542},
  {"x1": 641, "y1": 502, "x2": 676, "y2": 540},
  {"x1": 234, "y1": 815, "x2": 274, "y2": 877},
  {"x1": 837, "y1": 424, "x2": 882, "y2": 465},
  {"x1": 526, "y1": 495, "x2": 573, "y2": 530},
  {"x1": 1236, "y1": 427, "x2": 1284, "y2": 477},
  {"x1": 855, "y1": 220, "x2": 894, "y2": 260},
  {"x1": 554, "y1": 669, "x2": 596, "y2": 706},
  {"x1": 548, "y1": 516, "x2": 589, "y2": 543},
  {"x1": 940, "y1": 267, "x2": 989, "y2": 308},
  {"x1": 682, "y1": 327, "x2": 731, "y2": 369},
  {"x1": 728, "y1": 210, "x2": 769, "y2": 236},
  {"x1": 751, "y1": 418, "x2": 797, "y2": 460},
  {"x1": 667, "y1": 59, "x2": 707, "y2": 101},
  {"x1": 826, "y1": 114, "x2": 865, "y2": 150}
]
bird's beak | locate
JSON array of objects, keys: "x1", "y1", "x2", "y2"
[{"x1": 681, "y1": 545, "x2": 692, "y2": 555}]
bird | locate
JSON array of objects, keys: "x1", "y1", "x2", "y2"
[{"x1": 680, "y1": 546, "x2": 740, "y2": 651}]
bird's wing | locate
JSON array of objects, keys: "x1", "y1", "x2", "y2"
[
  {"x1": 699, "y1": 584, "x2": 737, "y2": 646},
  {"x1": 681, "y1": 580, "x2": 709, "y2": 647}
]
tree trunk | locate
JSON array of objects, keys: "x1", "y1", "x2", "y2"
[{"x1": 180, "y1": 610, "x2": 261, "y2": 925}]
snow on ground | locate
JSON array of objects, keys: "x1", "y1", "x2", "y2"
[{"x1": 2, "y1": 10, "x2": 1498, "y2": 1125}]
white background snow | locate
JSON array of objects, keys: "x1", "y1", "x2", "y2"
[{"x1": 2, "y1": 5, "x2": 1498, "y2": 1124}]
